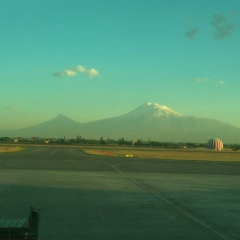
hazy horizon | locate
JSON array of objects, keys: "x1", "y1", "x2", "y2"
[
  {"x1": 1, "y1": 1, "x2": 240, "y2": 130},
  {"x1": 1, "y1": 102, "x2": 240, "y2": 131}
]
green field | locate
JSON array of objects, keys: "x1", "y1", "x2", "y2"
[
  {"x1": 1, "y1": 144, "x2": 239, "y2": 162},
  {"x1": 81, "y1": 146, "x2": 240, "y2": 162}
]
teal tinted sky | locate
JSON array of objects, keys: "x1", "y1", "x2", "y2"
[{"x1": 1, "y1": 0, "x2": 240, "y2": 130}]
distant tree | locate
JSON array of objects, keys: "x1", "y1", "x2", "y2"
[
  {"x1": 0, "y1": 137, "x2": 11, "y2": 142},
  {"x1": 231, "y1": 144, "x2": 240, "y2": 150},
  {"x1": 100, "y1": 139, "x2": 106, "y2": 144},
  {"x1": 199, "y1": 143, "x2": 207, "y2": 148},
  {"x1": 150, "y1": 141, "x2": 162, "y2": 147},
  {"x1": 118, "y1": 138, "x2": 126, "y2": 145},
  {"x1": 134, "y1": 139, "x2": 143, "y2": 146},
  {"x1": 163, "y1": 142, "x2": 170, "y2": 148}
]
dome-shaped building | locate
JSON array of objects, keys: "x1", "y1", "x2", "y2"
[{"x1": 207, "y1": 138, "x2": 223, "y2": 150}]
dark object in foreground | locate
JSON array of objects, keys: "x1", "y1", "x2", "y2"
[{"x1": 0, "y1": 206, "x2": 40, "y2": 240}]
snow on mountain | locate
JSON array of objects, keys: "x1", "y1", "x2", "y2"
[{"x1": 128, "y1": 102, "x2": 182, "y2": 118}]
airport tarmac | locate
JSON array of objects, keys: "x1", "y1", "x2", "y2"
[{"x1": 0, "y1": 146, "x2": 240, "y2": 240}]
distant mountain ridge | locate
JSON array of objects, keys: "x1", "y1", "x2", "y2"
[{"x1": 1, "y1": 103, "x2": 240, "y2": 143}]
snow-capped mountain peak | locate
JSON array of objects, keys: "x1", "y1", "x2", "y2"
[{"x1": 133, "y1": 102, "x2": 183, "y2": 118}]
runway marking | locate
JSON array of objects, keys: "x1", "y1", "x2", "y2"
[
  {"x1": 94, "y1": 158, "x2": 230, "y2": 240},
  {"x1": 99, "y1": 210, "x2": 108, "y2": 228},
  {"x1": 99, "y1": 210, "x2": 114, "y2": 240},
  {"x1": 21, "y1": 148, "x2": 42, "y2": 154},
  {"x1": 0, "y1": 185, "x2": 11, "y2": 194},
  {"x1": 49, "y1": 149, "x2": 56, "y2": 156}
]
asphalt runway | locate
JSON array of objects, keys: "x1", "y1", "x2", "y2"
[{"x1": 0, "y1": 146, "x2": 240, "y2": 240}]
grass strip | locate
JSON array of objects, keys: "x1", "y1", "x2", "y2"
[{"x1": 81, "y1": 147, "x2": 240, "y2": 162}]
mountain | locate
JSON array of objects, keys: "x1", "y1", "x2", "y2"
[
  {"x1": 1, "y1": 103, "x2": 240, "y2": 143},
  {"x1": 1, "y1": 114, "x2": 82, "y2": 139},
  {"x1": 80, "y1": 103, "x2": 240, "y2": 143}
]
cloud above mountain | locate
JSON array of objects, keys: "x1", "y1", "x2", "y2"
[
  {"x1": 53, "y1": 65, "x2": 99, "y2": 78},
  {"x1": 185, "y1": 13, "x2": 237, "y2": 41},
  {"x1": 218, "y1": 81, "x2": 226, "y2": 85},
  {"x1": 211, "y1": 14, "x2": 236, "y2": 40},
  {"x1": 192, "y1": 77, "x2": 208, "y2": 83},
  {"x1": 192, "y1": 77, "x2": 226, "y2": 85},
  {"x1": 229, "y1": 10, "x2": 240, "y2": 17},
  {"x1": 87, "y1": 68, "x2": 99, "y2": 78},
  {"x1": 4, "y1": 106, "x2": 16, "y2": 111},
  {"x1": 75, "y1": 65, "x2": 86, "y2": 73},
  {"x1": 185, "y1": 27, "x2": 200, "y2": 40}
]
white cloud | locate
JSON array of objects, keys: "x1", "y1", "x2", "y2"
[
  {"x1": 64, "y1": 69, "x2": 77, "y2": 77},
  {"x1": 53, "y1": 69, "x2": 77, "y2": 77},
  {"x1": 87, "y1": 68, "x2": 99, "y2": 78},
  {"x1": 76, "y1": 65, "x2": 86, "y2": 73},
  {"x1": 53, "y1": 65, "x2": 99, "y2": 78},
  {"x1": 218, "y1": 81, "x2": 226, "y2": 85},
  {"x1": 192, "y1": 77, "x2": 208, "y2": 83}
]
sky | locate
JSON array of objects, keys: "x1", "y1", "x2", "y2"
[{"x1": 0, "y1": 0, "x2": 240, "y2": 130}]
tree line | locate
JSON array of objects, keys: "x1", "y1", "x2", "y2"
[{"x1": 0, "y1": 136, "x2": 240, "y2": 150}]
